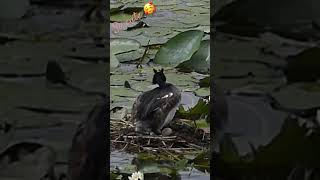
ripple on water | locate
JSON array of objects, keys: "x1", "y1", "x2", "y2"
[{"x1": 110, "y1": 150, "x2": 135, "y2": 169}]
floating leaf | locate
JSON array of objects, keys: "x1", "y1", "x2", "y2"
[
  {"x1": 177, "y1": 40, "x2": 210, "y2": 74},
  {"x1": 110, "y1": 38, "x2": 141, "y2": 54},
  {"x1": 0, "y1": 143, "x2": 55, "y2": 180},
  {"x1": 199, "y1": 77, "x2": 210, "y2": 87},
  {"x1": 195, "y1": 87, "x2": 210, "y2": 97},
  {"x1": 177, "y1": 99, "x2": 208, "y2": 120},
  {"x1": 192, "y1": 151, "x2": 210, "y2": 172},
  {"x1": 111, "y1": 12, "x2": 135, "y2": 22},
  {"x1": 271, "y1": 83, "x2": 320, "y2": 110},
  {"x1": 115, "y1": 48, "x2": 146, "y2": 62},
  {"x1": 110, "y1": 53, "x2": 120, "y2": 69},
  {"x1": 178, "y1": 14, "x2": 210, "y2": 26},
  {"x1": 111, "y1": 87, "x2": 139, "y2": 98},
  {"x1": 154, "y1": 30, "x2": 204, "y2": 66}
]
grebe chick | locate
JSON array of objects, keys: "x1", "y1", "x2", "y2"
[{"x1": 132, "y1": 68, "x2": 181, "y2": 135}]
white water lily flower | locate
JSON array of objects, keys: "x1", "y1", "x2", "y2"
[{"x1": 128, "y1": 171, "x2": 144, "y2": 180}]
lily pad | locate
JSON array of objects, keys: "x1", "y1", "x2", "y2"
[
  {"x1": 271, "y1": 83, "x2": 320, "y2": 110},
  {"x1": 165, "y1": 72, "x2": 198, "y2": 86},
  {"x1": 177, "y1": 40, "x2": 210, "y2": 74},
  {"x1": 178, "y1": 14, "x2": 210, "y2": 26},
  {"x1": 154, "y1": 30, "x2": 204, "y2": 66},
  {"x1": 111, "y1": 87, "x2": 139, "y2": 98},
  {"x1": 143, "y1": 27, "x2": 173, "y2": 37},
  {"x1": 113, "y1": 29, "x2": 143, "y2": 37},
  {"x1": 110, "y1": 11, "x2": 134, "y2": 22},
  {"x1": 110, "y1": 53, "x2": 120, "y2": 69},
  {"x1": 213, "y1": 61, "x2": 277, "y2": 78},
  {"x1": 142, "y1": 19, "x2": 199, "y2": 29},
  {"x1": 214, "y1": 39, "x2": 286, "y2": 68},
  {"x1": 199, "y1": 77, "x2": 210, "y2": 87},
  {"x1": 110, "y1": 38, "x2": 141, "y2": 54},
  {"x1": 115, "y1": 48, "x2": 146, "y2": 62},
  {"x1": 177, "y1": 99, "x2": 209, "y2": 120},
  {"x1": 195, "y1": 87, "x2": 210, "y2": 97},
  {"x1": 215, "y1": 77, "x2": 285, "y2": 92},
  {"x1": 0, "y1": 143, "x2": 55, "y2": 180}
]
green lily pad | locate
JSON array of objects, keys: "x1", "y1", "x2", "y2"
[
  {"x1": 110, "y1": 11, "x2": 134, "y2": 22},
  {"x1": 0, "y1": 143, "x2": 55, "y2": 180},
  {"x1": 177, "y1": 99, "x2": 208, "y2": 120},
  {"x1": 215, "y1": 77, "x2": 285, "y2": 92},
  {"x1": 111, "y1": 74, "x2": 135, "y2": 86},
  {"x1": 110, "y1": 38, "x2": 141, "y2": 54},
  {"x1": 111, "y1": 87, "x2": 139, "y2": 98},
  {"x1": 113, "y1": 29, "x2": 143, "y2": 37},
  {"x1": 271, "y1": 83, "x2": 320, "y2": 110},
  {"x1": 195, "y1": 87, "x2": 210, "y2": 97},
  {"x1": 143, "y1": 19, "x2": 199, "y2": 29},
  {"x1": 192, "y1": 150, "x2": 210, "y2": 173},
  {"x1": 178, "y1": 14, "x2": 210, "y2": 26},
  {"x1": 214, "y1": 61, "x2": 276, "y2": 78},
  {"x1": 130, "y1": 80, "x2": 155, "y2": 92},
  {"x1": 165, "y1": 72, "x2": 197, "y2": 86},
  {"x1": 186, "y1": 2, "x2": 208, "y2": 7},
  {"x1": 177, "y1": 40, "x2": 210, "y2": 74},
  {"x1": 110, "y1": 53, "x2": 120, "y2": 69},
  {"x1": 214, "y1": 39, "x2": 286, "y2": 67},
  {"x1": 115, "y1": 48, "x2": 146, "y2": 62},
  {"x1": 155, "y1": 0, "x2": 180, "y2": 6},
  {"x1": 143, "y1": 27, "x2": 173, "y2": 37},
  {"x1": 127, "y1": 34, "x2": 170, "y2": 46},
  {"x1": 110, "y1": 3, "x2": 124, "y2": 13},
  {"x1": 154, "y1": 30, "x2": 204, "y2": 66},
  {"x1": 199, "y1": 77, "x2": 210, "y2": 87}
]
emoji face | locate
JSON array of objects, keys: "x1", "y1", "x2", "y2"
[{"x1": 144, "y1": 1, "x2": 156, "y2": 15}]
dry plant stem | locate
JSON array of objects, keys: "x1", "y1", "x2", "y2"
[
  {"x1": 136, "y1": 39, "x2": 151, "y2": 68},
  {"x1": 163, "y1": 148, "x2": 181, "y2": 161},
  {"x1": 123, "y1": 135, "x2": 177, "y2": 139},
  {"x1": 188, "y1": 166, "x2": 194, "y2": 177},
  {"x1": 187, "y1": 143, "x2": 203, "y2": 150},
  {"x1": 121, "y1": 140, "x2": 130, "y2": 151},
  {"x1": 161, "y1": 140, "x2": 167, "y2": 147}
]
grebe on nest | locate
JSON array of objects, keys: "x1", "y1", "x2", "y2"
[{"x1": 132, "y1": 68, "x2": 181, "y2": 135}]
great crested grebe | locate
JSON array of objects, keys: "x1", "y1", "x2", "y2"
[{"x1": 132, "y1": 68, "x2": 181, "y2": 135}]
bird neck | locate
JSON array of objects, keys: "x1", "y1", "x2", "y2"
[{"x1": 158, "y1": 81, "x2": 167, "y2": 88}]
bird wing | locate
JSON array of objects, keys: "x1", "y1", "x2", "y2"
[
  {"x1": 147, "y1": 90, "x2": 181, "y2": 118},
  {"x1": 132, "y1": 86, "x2": 181, "y2": 122},
  {"x1": 131, "y1": 94, "x2": 142, "y2": 122}
]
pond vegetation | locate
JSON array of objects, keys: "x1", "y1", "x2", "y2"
[{"x1": 110, "y1": 0, "x2": 210, "y2": 179}]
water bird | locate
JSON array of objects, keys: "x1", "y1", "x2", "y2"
[
  {"x1": 132, "y1": 68, "x2": 181, "y2": 135},
  {"x1": 68, "y1": 102, "x2": 107, "y2": 180},
  {"x1": 211, "y1": 81, "x2": 229, "y2": 152}
]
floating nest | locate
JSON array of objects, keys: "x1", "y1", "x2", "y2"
[{"x1": 111, "y1": 116, "x2": 210, "y2": 155}]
